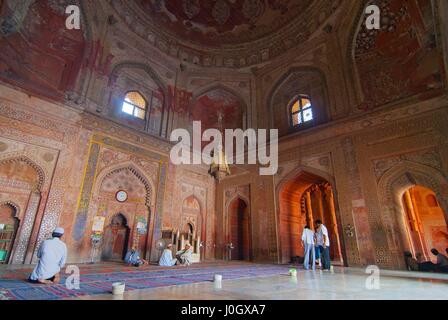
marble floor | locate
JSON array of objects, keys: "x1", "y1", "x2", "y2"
[{"x1": 71, "y1": 266, "x2": 448, "y2": 300}]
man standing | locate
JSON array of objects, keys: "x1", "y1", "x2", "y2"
[
  {"x1": 315, "y1": 219, "x2": 331, "y2": 271},
  {"x1": 29, "y1": 227, "x2": 67, "y2": 284},
  {"x1": 301, "y1": 225, "x2": 315, "y2": 270}
]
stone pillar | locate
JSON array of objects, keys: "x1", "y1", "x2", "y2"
[
  {"x1": 322, "y1": 184, "x2": 343, "y2": 263},
  {"x1": 150, "y1": 162, "x2": 167, "y2": 263},
  {"x1": 11, "y1": 191, "x2": 41, "y2": 264},
  {"x1": 305, "y1": 191, "x2": 314, "y2": 229},
  {"x1": 310, "y1": 186, "x2": 324, "y2": 222},
  {"x1": 407, "y1": 189, "x2": 429, "y2": 260}
]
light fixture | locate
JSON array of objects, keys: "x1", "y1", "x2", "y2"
[{"x1": 208, "y1": 111, "x2": 230, "y2": 181}]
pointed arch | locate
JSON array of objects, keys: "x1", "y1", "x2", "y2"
[
  {"x1": 109, "y1": 61, "x2": 168, "y2": 99},
  {"x1": 376, "y1": 161, "x2": 448, "y2": 268},
  {"x1": 266, "y1": 67, "x2": 330, "y2": 134},
  {"x1": 190, "y1": 83, "x2": 248, "y2": 114},
  {"x1": 189, "y1": 84, "x2": 248, "y2": 129},
  {"x1": 94, "y1": 161, "x2": 155, "y2": 207},
  {"x1": 0, "y1": 156, "x2": 46, "y2": 191},
  {"x1": 226, "y1": 195, "x2": 251, "y2": 261},
  {"x1": 0, "y1": 201, "x2": 20, "y2": 218},
  {"x1": 276, "y1": 164, "x2": 346, "y2": 265}
]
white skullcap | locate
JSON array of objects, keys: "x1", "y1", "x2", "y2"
[{"x1": 53, "y1": 227, "x2": 64, "y2": 235}]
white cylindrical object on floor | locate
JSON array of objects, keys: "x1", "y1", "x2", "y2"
[
  {"x1": 214, "y1": 274, "x2": 222, "y2": 283},
  {"x1": 112, "y1": 282, "x2": 126, "y2": 295}
]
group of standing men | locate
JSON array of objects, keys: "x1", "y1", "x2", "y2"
[{"x1": 301, "y1": 219, "x2": 331, "y2": 271}]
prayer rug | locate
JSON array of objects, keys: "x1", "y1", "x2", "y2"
[{"x1": 0, "y1": 262, "x2": 292, "y2": 300}]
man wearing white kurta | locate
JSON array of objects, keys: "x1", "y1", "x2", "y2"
[
  {"x1": 176, "y1": 243, "x2": 193, "y2": 266},
  {"x1": 29, "y1": 227, "x2": 67, "y2": 284},
  {"x1": 159, "y1": 243, "x2": 177, "y2": 267},
  {"x1": 301, "y1": 225, "x2": 315, "y2": 270}
]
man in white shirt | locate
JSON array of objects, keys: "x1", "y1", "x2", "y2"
[
  {"x1": 29, "y1": 227, "x2": 67, "y2": 284},
  {"x1": 176, "y1": 243, "x2": 193, "y2": 266},
  {"x1": 315, "y1": 219, "x2": 331, "y2": 271},
  {"x1": 301, "y1": 225, "x2": 315, "y2": 270},
  {"x1": 159, "y1": 243, "x2": 177, "y2": 267}
]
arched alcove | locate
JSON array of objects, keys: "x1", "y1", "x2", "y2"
[
  {"x1": 0, "y1": 202, "x2": 19, "y2": 264},
  {"x1": 377, "y1": 161, "x2": 448, "y2": 269},
  {"x1": 0, "y1": 157, "x2": 45, "y2": 264},
  {"x1": 180, "y1": 195, "x2": 203, "y2": 261},
  {"x1": 189, "y1": 86, "x2": 247, "y2": 149},
  {"x1": 85, "y1": 163, "x2": 155, "y2": 262},
  {"x1": 227, "y1": 196, "x2": 251, "y2": 261},
  {"x1": 276, "y1": 166, "x2": 345, "y2": 265},
  {"x1": 101, "y1": 213, "x2": 130, "y2": 261},
  {"x1": 107, "y1": 62, "x2": 168, "y2": 136},
  {"x1": 267, "y1": 67, "x2": 330, "y2": 137}
]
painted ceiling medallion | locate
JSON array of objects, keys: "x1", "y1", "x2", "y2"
[
  {"x1": 182, "y1": 0, "x2": 200, "y2": 19},
  {"x1": 242, "y1": 0, "x2": 264, "y2": 19},
  {"x1": 212, "y1": 0, "x2": 231, "y2": 25},
  {"x1": 112, "y1": 0, "x2": 342, "y2": 68}
]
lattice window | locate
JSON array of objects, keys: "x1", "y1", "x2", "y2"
[
  {"x1": 122, "y1": 91, "x2": 147, "y2": 120},
  {"x1": 290, "y1": 95, "x2": 313, "y2": 127}
]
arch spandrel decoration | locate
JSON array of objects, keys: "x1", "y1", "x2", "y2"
[
  {"x1": 94, "y1": 163, "x2": 155, "y2": 208},
  {"x1": 347, "y1": 0, "x2": 446, "y2": 110}
]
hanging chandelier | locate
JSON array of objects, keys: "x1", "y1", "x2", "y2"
[{"x1": 208, "y1": 111, "x2": 230, "y2": 181}]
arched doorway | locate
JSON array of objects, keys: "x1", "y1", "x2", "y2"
[
  {"x1": 180, "y1": 195, "x2": 203, "y2": 260},
  {"x1": 278, "y1": 169, "x2": 344, "y2": 265},
  {"x1": 101, "y1": 213, "x2": 130, "y2": 262},
  {"x1": 0, "y1": 156, "x2": 44, "y2": 264},
  {"x1": 228, "y1": 197, "x2": 251, "y2": 261},
  {"x1": 401, "y1": 186, "x2": 448, "y2": 262},
  {"x1": 183, "y1": 223, "x2": 194, "y2": 242},
  {"x1": 377, "y1": 162, "x2": 448, "y2": 269},
  {"x1": 0, "y1": 204, "x2": 19, "y2": 264}
]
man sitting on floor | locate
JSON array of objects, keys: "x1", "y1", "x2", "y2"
[
  {"x1": 29, "y1": 227, "x2": 67, "y2": 284},
  {"x1": 159, "y1": 243, "x2": 177, "y2": 267},
  {"x1": 176, "y1": 243, "x2": 193, "y2": 266},
  {"x1": 405, "y1": 249, "x2": 448, "y2": 273},
  {"x1": 124, "y1": 244, "x2": 148, "y2": 267},
  {"x1": 432, "y1": 248, "x2": 448, "y2": 273}
]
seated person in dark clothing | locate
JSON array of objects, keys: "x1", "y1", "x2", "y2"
[
  {"x1": 124, "y1": 245, "x2": 148, "y2": 267},
  {"x1": 431, "y1": 248, "x2": 448, "y2": 273},
  {"x1": 404, "y1": 251, "x2": 438, "y2": 272},
  {"x1": 404, "y1": 252, "x2": 419, "y2": 271}
]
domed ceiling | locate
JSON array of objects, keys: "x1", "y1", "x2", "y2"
[
  {"x1": 112, "y1": 0, "x2": 342, "y2": 68},
  {"x1": 137, "y1": 0, "x2": 313, "y2": 47}
]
